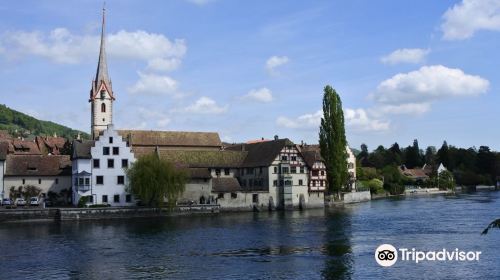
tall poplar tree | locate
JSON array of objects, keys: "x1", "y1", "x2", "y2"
[{"x1": 319, "y1": 85, "x2": 348, "y2": 199}]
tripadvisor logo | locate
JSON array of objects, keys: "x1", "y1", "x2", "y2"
[{"x1": 375, "y1": 244, "x2": 482, "y2": 267}]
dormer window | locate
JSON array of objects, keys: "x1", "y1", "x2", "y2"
[{"x1": 101, "y1": 103, "x2": 106, "y2": 113}]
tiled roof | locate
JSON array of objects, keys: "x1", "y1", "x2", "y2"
[
  {"x1": 155, "y1": 149, "x2": 247, "y2": 168},
  {"x1": 72, "y1": 140, "x2": 95, "y2": 159},
  {"x1": 117, "y1": 130, "x2": 222, "y2": 148},
  {"x1": 5, "y1": 155, "x2": 71, "y2": 176},
  {"x1": 35, "y1": 136, "x2": 68, "y2": 155},
  {"x1": 300, "y1": 150, "x2": 323, "y2": 168},
  {"x1": 9, "y1": 139, "x2": 41, "y2": 155},
  {"x1": 212, "y1": 177, "x2": 242, "y2": 193},
  {"x1": 226, "y1": 138, "x2": 295, "y2": 167},
  {"x1": 399, "y1": 166, "x2": 429, "y2": 179},
  {"x1": 0, "y1": 141, "x2": 8, "y2": 160}
]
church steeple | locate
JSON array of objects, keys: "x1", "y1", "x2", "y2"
[
  {"x1": 95, "y1": 5, "x2": 111, "y2": 91},
  {"x1": 90, "y1": 4, "x2": 114, "y2": 139}
]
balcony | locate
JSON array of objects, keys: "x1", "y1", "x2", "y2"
[{"x1": 77, "y1": 185, "x2": 91, "y2": 192}]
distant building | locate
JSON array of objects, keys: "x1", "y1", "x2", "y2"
[
  {"x1": 2, "y1": 155, "x2": 71, "y2": 199},
  {"x1": 399, "y1": 165, "x2": 429, "y2": 181},
  {"x1": 437, "y1": 163, "x2": 448, "y2": 174}
]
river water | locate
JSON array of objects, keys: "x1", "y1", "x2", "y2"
[{"x1": 0, "y1": 191, "x2": 498, "y2": 279}]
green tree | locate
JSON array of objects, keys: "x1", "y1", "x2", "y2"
[
  {"x1": 404, "y1": 139, "x2": 423, "y2": 168},
  {"x1": 126, "y1": 154, "x2": 187, "y2": 207},
  {"x1": 319, "y1": 85, "x2": 348, "y2": 199},
  {"x1": 438, "y1": 170, "x2": 455, "y2": 190}
]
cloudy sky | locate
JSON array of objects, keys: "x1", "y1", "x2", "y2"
[{"x1": 0, "y1": 0, "x2": 499, "y2": 151}]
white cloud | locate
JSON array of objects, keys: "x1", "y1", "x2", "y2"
[
  {"x1": 137, "y1": 107, "x2": 171, "y2": 128},
  {"x1": 277, "y1": 108, "x2": 389, "y2": 132},
  {"x1": 375, "y1": 103, "x2": 431, "y2": 116},
  {"x1": 381, "y1": 48, "x2": 430, "y2": 65},
  {"x1": 442, "y1": 0, "x2": 500, "y2": 40},
  {"x1": 147, "y1": 57, "x2": 182, "y2": 72},
  {"x1": 276, "y1": 110, "x2": 322, "y2": 129},
  {"x1": 374, "y1": 65, "x2": 489, "y2": 105},
  {"x1": 266, "y1": 55, "x2": 289, "y2": 72},
  {"x1": 242, "y1": 88, "x2": 273, "y2": 103},
  {"x1": 128, "y1": 72, "x2": 179, "y2": 95},
  {"x1": 0, "y1": 28, "x2": 186, "y2": 68},
  {"x1": 344, "y1": 108, "x2": 390, "y2": 132},
  {"x1": 182, "y1": 97, "x2": 227, "y2": 114}
]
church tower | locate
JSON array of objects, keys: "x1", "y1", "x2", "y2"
[{"x1": 90, "y1": 6, "x2": 114, "y2": 139}]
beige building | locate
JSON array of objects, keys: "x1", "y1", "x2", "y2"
[{"x1": 3, "y1": 155, "x2": 72, "y2": 199}]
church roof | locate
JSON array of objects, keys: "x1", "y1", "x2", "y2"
[
  {"x1": 118, "y1": 130, "x2": 222, "y2": 148},
  {"x1": 90, "y1": 7, "x2": 114, "y2": 101}
]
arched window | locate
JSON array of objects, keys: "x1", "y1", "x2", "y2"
[{"x1": 101, "y1": 103, "x2": 106, "y2": 113}]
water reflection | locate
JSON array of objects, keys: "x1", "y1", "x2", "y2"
[{"x1": 322, "y1": 209, "x2": 353, "y2": 280}]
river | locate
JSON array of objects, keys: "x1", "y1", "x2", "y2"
[{"x1": 0, "y1": 191, "x2": 498, "y2": 279}]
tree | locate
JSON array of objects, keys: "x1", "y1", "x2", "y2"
[
  {"x1": 425, "y1": 146, "x2": 437, "y2": 166},
  {"x1": 357, "y1": 143, "x2": 369, "y2": 166},
  {"x1": 126, "y1": 154, "x2": 187, "y2": 207},
  {"x1": 404, "y1": 139, "x2": 423, "y2": 168},
  {"x1": 438, "y1": 170, "x2": 455, "y2": 190},
  {"x1": 319, "y1": 85, "x2": 348, "y2": 199},
  {"x1": 437, "y1": 141, "x2": 451, "y2": 169}
]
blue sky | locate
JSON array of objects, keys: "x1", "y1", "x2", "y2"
[{"x1": 0, "y1": 0, "x2": 499, "y2": 151}]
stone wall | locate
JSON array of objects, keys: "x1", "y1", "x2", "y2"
[{"x1": 342, "y1": 191, "x2": 371, "y2": 204}]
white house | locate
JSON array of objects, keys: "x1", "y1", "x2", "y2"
[{"x1": 72, "y1": 125, "x2": 136, "y2": 206}]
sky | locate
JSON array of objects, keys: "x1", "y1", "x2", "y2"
[{"x1": 0, "y1": 0, "x2": 499, "y2": 151}]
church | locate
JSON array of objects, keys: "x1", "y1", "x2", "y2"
[{"x1": 71, "y1": 8, "x2": 351, "y2": 210}]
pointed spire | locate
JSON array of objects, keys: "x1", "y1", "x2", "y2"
[{"x1": 95, "y1": 3, "x2": 111, "y2": 92}]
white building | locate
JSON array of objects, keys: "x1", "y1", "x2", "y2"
[
  {"x1": 72, "y1": 125, "x2": 136, "y2": 206},
  {"x1": 347, "y1": 146, "x2": 357, "y2": 190}
]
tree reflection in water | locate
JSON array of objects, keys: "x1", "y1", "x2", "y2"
[{"x1": 322, "y1": 209, "x2": 353, "y2": 280}]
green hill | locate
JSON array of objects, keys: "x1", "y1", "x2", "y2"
[{"x1": 0, "y1": 104, "x2": 89, "y2": 139}]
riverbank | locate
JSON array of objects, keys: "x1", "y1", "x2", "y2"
[{"x1": 0, "y1": 205, "x2": 220, "y2": 223}]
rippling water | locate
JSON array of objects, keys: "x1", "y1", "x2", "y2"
[{"x1": 0, "y1": 191, "x2": 498, "y2": 279}]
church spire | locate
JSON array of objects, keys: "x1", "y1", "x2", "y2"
[{"x1": 95, "y1": 4, "x2": 111, "y2": 91}]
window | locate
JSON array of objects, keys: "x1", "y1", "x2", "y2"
[
  {"x1": 215, "y1": 169, "x2": 221, "y2": 176},
  {"x1": 126, "y1": 194, "x2": 132, "y2": 203},
  {"x1": 88, "y1": 195, "x2": 94, "y2": 203},
  {"x1": 291, "y1": 156, "x2": 297, "y2": 161},
  {"x1": 273, "y1": 180, "x2": 277, "y2": 186},
  {"x1": 274, "y1": 166, "x2": 278, "y2": 173},
  {"x1": 122, "y1": 159, "x2": 128, "y2": 168},
  {"x1": 252, "y1": 194, "x2": 259, "y2": 203},
  {"x1": 281, "y1": 155, "x2": 288, "y2": 161},
  {"x1": 78, "y1": 178, "x2": 84, "y2": 186},
  {"x1": 109, "y1": 137, "x2": 113, "y2": 144},
  {"x1": 241, "y1": 179, "x2": 246, "y2": 187},
  {"x1": 249, "y1": 179, "x2": 253, "y2": 186},
  {"x1": 224, "y1": 168, "x2": 230, "y2": 175},
  {"x1": 100, "y1": 90, "x2": 106, "y2": 99},
  {"x1": 103, "y1": 147, "x2": 110, "y2": 155},
  {"x1": 114, "y1": 195, "x2": 120, "y2": 203},
  {"x1": 102, "y1": 195, "x2": 108, "y2": 203},
  {"x1": 85, "y1": 178, "x2": 90, "y2": 186},
  {"x1": 282, "y1": 167, "x2": 289, "y2": 174},
  {"x1": 55, "y1": 178, "x2": 59, "y2": 184},
  {"x1": 217, "y1": 193, "x2": 224, "y2": 199},
  {"x1": 348, "y1": 163, "x2": 354, "y2": 169},
  {"x1": 299, "y1": 179, "x2": 303, "y2": 186},
  {"x1": 246, "y1": 168, "x2": 253, "y2": 175},
  {"x1": 22, "y1": 179, "x2": 25, "y2": 185},
  {"x1": 38, "y1": 178, "x2": 42, "y2": 184},
  {"x1": 321, "y1": 171, "x2": 325, "y2": 176},
  {"x1": 113, "y1": 147, "x2": 119, "y2": 155},
  {"x1": 117, "y1": 176, "x2": 125, "y2": 185},
  {"x1": 108, "y1": 159, "x2": 114, "y2": 168},
  {"x1": 96, "y1": 176, "x2": 104, "y2": 185},
  {"x1": 312, "y1": 170, "x2": 319, "y2": 176},
  {"x1": 101, "y1": 103, "x2": 106, "y2": 113},
  {"x1": 285, "y1": 180, "x2": 292, "y2": 186},
  {"x1": 300, "y1": 167, "x2": 304, "y2": 173},
  {"x1": 93, "y1": 159, "x2": 100, "y2": 168},
  {"x1": 259, "y1": 167, "x2": 263, "y2": 174},
  {"x1": 291, "y1": 167, "x2": 297, "y2": 174},
  {"x1": 231, "y1": 193, "x2": 237, "y2": 199}
]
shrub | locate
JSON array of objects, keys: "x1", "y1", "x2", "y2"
[{"x1": 77, "y1": 196, "x2": 89, "y2": 208}]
